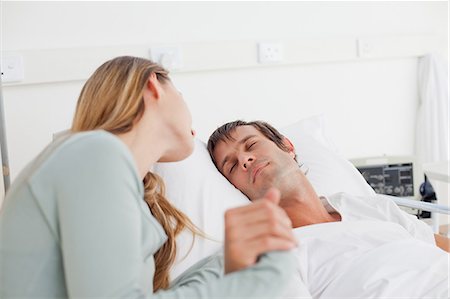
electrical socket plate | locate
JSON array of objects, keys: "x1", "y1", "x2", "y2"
[
  {"x1": 149, "y1": 46, "x2": 183, "y2": 70},
  {"x1": 258, "y1": 42, "x2": 284, "y2": 64},
  {"x1": 357, "y1": 39, "x2": 373, "y2": 58},
  {"x1": 1, "y1": 55, "x2": 24, "y2": 82}
]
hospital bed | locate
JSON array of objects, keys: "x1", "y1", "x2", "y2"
[{"x1": 152, "y1": 114, "x2": 450, "y2": 281}]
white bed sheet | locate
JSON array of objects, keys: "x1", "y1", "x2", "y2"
[{"x1": 283, "y1": 220, "x2": 449, "y2": 298}]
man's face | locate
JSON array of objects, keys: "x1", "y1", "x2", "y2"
[{"x1": 212, "y1": 125, "x2": 299, "y2": 201}]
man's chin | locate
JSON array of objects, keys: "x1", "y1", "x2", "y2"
[{"x1": 251, "y1": 185, "x2": 274, "y2": 201}]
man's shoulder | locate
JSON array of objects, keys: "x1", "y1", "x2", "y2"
[
  {"x1": 326, "y1": 192, "x2": 379, "y2": 203},
  {"x1": 324, "y1": 192, "x2": 394, "y2": 219}
]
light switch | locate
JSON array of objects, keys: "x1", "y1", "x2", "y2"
[
  {"x1": 357, "y1": 39, "x2": 373, "y2": 58},
  {"x1": 1, "y1": 55, "x2": 24, "y2": 83}
]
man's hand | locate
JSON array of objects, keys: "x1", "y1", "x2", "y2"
[
  {"x1": 224, "y1": 188, "x2": 297, "y2": 274},
  {"x1": 434, "y1": 234, "x2": 450, "y2": 253}
]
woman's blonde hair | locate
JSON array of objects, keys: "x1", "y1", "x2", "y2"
[{"x1": 72, "y1": 56, "x2": 199, "y2": 291}]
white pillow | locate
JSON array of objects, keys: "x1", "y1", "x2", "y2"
[
  {"x1": 284, "y1": 114, "x2": 340, "y2": 154},
  {"x1": 280, "y1": 118, "x2": 375, "y2": 198},
  {"x1": 153, "y1": 115, "x2": 374, "y2": 280}
]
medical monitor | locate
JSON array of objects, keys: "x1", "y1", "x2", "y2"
[{"x1": 350, "y1": 156, "x2": 424, "y2": 214}]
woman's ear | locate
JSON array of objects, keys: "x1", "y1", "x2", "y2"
[
  {"x1": 283, "y1": 137, "x2": 296, "y2": 158},
  {"x1": 145, "y1": 73, "x2": 161, "y2": 101}
]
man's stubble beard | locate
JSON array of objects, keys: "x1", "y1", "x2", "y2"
[{"x1": 251, "y1": 163, "x2": 294, "y2": 200}]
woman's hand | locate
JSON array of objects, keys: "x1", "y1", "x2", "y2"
[{"x1": 224, "y1": 188, "x2": 297, "y2": 274}]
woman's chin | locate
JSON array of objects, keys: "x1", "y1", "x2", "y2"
[{"x1": 158, "y1": 139, "x2": 194, "y2": 162}]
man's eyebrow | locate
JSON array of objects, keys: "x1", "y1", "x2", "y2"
[{"x1": 220, "y1": 135, "x2": 257, "y2": 171}]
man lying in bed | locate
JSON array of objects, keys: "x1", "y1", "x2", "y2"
[{"x1": 207, "y1": 120, "x2": 450, "y2": 299}]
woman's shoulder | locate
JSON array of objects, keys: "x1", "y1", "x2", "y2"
[
  {"x1": 55, "y1": 130, "x2": 135, "y2": 171},
  {"x1": 51, "y1": 130, "x2": 126, "y2": 158},
  {"x1": 5, "y1": 130, "x2": 141, "y2": 220},
  {"x1": 57, "y1": 130, "x2": 128, "y2": 154},
  {"x1": 23, "y1": 130, "x2": 137, "y2": 184}
]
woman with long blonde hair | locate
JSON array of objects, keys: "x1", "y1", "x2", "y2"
[{"x1": 0, "y1": 56, "x2": 296, "y2": 298}]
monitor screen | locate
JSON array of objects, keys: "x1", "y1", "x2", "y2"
[{"x1": 356, "y1": 163, "x2": 414, "y2": 197}]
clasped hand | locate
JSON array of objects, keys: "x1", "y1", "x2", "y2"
[{"x1": 224, "y1": 188, "x2": 297, "y2": 274}]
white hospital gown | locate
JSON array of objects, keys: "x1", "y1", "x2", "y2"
[{"x1": 283, "y1": 192, "x2": 449, "y2": 299}]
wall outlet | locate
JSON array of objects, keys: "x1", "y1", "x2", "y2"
[
  {"x1": 258, "y1": 42, "x2": 284, "y2": 64},
  {"x1": 357, "y1": 39, "x2": 373, "y2": 58},
  {"x1": 149, "y1": 46, "x2": 183, "y2": 70},
  {"x1": 1, "y1": 55, "x2": 24, "y2": 82}
]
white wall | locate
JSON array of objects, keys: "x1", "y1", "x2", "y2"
[
  {"x1": 0, "y1": 149, "x2": 4, "y2": 206},
  {"x1": 1, "y1": 1, "x2": 448, "y2": 181}
]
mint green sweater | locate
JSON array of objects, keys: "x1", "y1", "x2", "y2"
[{"x1": 0, "y1": 131, "x2": 295, "y2": 298}]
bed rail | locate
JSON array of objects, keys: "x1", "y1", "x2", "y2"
[{"x1": 380, "y1": 195, "x2": 450, "y2": 215}]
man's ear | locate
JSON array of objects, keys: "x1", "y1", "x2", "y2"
[
  {"x1": 145, "y1": 73, "x2": 162, "y2": 101},
  {"x1": 283, "y1": 137, "x2": 296, "y2": 159}
]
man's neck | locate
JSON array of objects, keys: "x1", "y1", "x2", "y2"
[
  {"x1": 279, "y1": 187, "x2": 341, "y2": 228},
  {"x1": 274, "y1": 169, "x2": 341, "y2": 228}
]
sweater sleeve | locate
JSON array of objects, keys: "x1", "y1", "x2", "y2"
[{"x1": 155, "y1": 250, "x2": 298, "y2": 299}]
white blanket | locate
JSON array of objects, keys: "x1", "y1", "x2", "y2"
[{"x1": 283, "y1": 220, "x2": 449, "y2": 298}]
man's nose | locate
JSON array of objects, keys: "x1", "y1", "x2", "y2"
[{"x1": 239, "y1": 153, "x2": 255, "y2": 170}]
